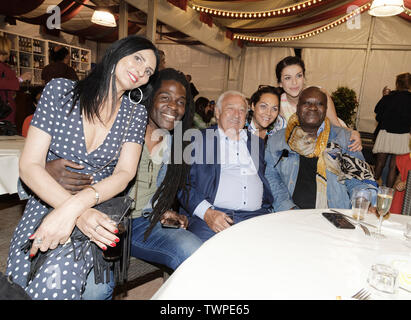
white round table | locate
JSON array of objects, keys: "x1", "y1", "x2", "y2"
[
  {"x1": 0, "y1": 136, "x2": 25, "y2": 195},
  {"x1": 152, "y1": 209, "x2": 411, "y2": 300}
]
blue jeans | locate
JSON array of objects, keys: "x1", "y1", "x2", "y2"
[
  {"x1": 82, "y1": 268, "x2": 114, "y2": 300},
  {"x1": 130, "y1": 216, "x2": 203, "y2": 270},
  {"x1": 81, "y1": 216, "x2": 202, "y2": 299}
]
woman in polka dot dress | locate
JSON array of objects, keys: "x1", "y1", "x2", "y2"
[{"x1": 6, "y1": 35, "x2": 159, "y2": 300}]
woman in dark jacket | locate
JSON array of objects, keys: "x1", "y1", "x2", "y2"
[
  {"x1": 0, "y1": 36, "x2": 31, "y2": 124},
  {"x1": 373, "y1": 72, "x2": 411, "y2": 187},
  {"x1": 41, "y1": 46, "x2": 78, "y2": 84}
]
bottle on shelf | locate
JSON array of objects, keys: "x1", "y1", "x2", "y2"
[{"x1": 8, "y1": 52, "x2": 17, "y2": 66}]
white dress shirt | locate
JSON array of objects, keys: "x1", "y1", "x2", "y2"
[{"x1": 193, "y1": 128, "x2": 264, "y2": 220}]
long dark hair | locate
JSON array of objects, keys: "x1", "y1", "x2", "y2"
[
  {"x1": 275, "y1": 55, "x2": 306, "y2": 84},
  {"x1": 144, "y1": 68, "x2": 194, "y2": 239},
  {"x1": 70, "y1": 35, "x2": 159, "y2": 123}
]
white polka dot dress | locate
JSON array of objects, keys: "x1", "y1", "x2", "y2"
[{"x1": 6, "y1": 78, "x2": 147, "y2": 300}]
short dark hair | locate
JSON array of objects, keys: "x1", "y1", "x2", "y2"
[
  {"x1": 248, "y1": 86, "x2": 283, "y2": 129},
  {"x1": 250, "y1": 86, "x2": 282, "y2": 107},
  {"x1": 195, "y1": 96, "x2": 210, "y2": 114},
  {"x1": 298, "y1": 86, "x2": 327, "y2": 105},
  {"x1": 396, "y1": 72, "x2": 411, "y2": 91},
  {"x1": 275, "y1": 56, "x2": 306, "y2": 84},
  {"x1": 50, "y1": 47, "x2": 69, "y2": 62}
]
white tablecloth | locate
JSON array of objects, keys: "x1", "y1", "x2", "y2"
[
  {"x1": 0, "y1": 136, "x2": 25, "y2": 195},
  {"x1": 152, "y1": 209, "x2": 411, "y2": 300}
]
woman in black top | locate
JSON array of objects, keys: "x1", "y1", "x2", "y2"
[{"x1": 372, "y1": 72, "x2": 411, "y2": 187}]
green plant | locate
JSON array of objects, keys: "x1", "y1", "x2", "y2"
[{"x1": 331, "y1": 86, "x2": 359, "y2": 128}]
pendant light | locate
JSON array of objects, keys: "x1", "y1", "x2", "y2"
[{"x1": 368, "y1": 0, "x2": 405, "y2": 17}]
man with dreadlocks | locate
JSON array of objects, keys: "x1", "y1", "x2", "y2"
[
  {"x1": 41, "y1": 68, "x2": 202, "y2": 299},
  {"x1": 179, "y1": 90, "x2": 274, "y2": 242}
]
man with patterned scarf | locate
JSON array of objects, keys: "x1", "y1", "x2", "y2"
[{"x1": 265, "y1": 87, "x2": 377, "y2": 212}]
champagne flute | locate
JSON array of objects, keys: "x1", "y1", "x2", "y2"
[
  {"x1": 351, "y1": 188, "x2": 371, "y2": 224},
  {"x1": 372, "y1": 186, "x2": 394, "y2": 239}
]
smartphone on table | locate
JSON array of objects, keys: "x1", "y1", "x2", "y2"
[{"x1": 322, "y1": 212, "x2": 355, "y2": 229}]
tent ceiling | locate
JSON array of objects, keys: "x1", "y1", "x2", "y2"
[{"x1": 1, "y1": 0, "x2": 410, "y2": 52}]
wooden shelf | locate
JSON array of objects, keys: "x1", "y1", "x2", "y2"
[{"x1": 1, "y1": 29, "x2": 91, "y2": 85}]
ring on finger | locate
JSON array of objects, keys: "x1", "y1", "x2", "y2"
[
  {"x1": 94, "y1": 225, "x2": 101, "y2": 232},
  {"x1": 51, "y1": 242, "x2": 59, "y2": 249},
  {"x1": 34, "y1": 238, "x2": 43, "y2": 245}
]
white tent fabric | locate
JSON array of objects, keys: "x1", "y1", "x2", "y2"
[
  {"x1": 159, "y1": 13, "x2": 410, "y2": 133},
  {"x1": 373, "y1": 14, "x2": 411, "y2": 45},
  {"x1": 3, "y1": 9, "x2": 409, "y2": 133},
  {"x1": 302, "y1": 48, "x2": 366, "y2": 127},
  {"x1": 359, "y1": 49, "x2": 411, "y2": 132},
  {"x1": 241, "y1": 47, "x2": 293, "y2": 97},
  {"x1": 158, "y1": 44, "x2": 228, "y2": 101},
  {"x1": 302, "y1": 48, "x2": 366, "y2": 96}
]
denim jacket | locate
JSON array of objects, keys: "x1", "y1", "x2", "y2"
[{"x1": 265, "y1": 125, "x2": 377, "y2": 212}]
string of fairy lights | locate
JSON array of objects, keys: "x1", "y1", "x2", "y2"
[
  {"x1": 189, "y1": 1, "x2": 411, "y2": 43},
  {"x1": 234, "y1": 2, "x2": 371, "y2": 43},
  {"x1": 190, "y1": 0, "x2": 328, "y2": 19}
]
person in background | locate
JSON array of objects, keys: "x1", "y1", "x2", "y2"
[
  {"x1": 41, "y1": 46, "x2": 78, "y2": 84},
  {"x1": 373, "y1": 72, "x2": 411, "y2": 188},
  {"x1": 0, "y1": 35, "x2": 32, "y2": 124},
  {"x1": 208, "y1": 100, "x2": 217, "y2": 125},
  {"x1": 373, "y1": 85, "x2": 393, "y2": 185},
  {"x1": 373, "y1": 85, "x2": 392, "y2": 140},
  {"x1": 382, "y1": 86, "x2": 391, "y2": 96},
  {"x1": 390, "y1": 137, "x2": 411, "y2": 214},
  {"x1": 246, "y1": 85, "x2": 285, "y2": 142},
  {"x1": 265, "y1": 87, "x2": 377, "y2": 212},
  {"x1": 185, "y1": 74, "x2": 199, "y2": 98},
  {"x1": 21, "y1": 86, "x2": 44, "y2": 137},
  {"x1": 193, "y1": 96, "x2": 214, "y2": 129},
  {"x1": 158, "y1": 49, "x2": 166, "y2": 70},
  {"x1": 275, "y1": 56, "x2": 362, "y2": 152}
]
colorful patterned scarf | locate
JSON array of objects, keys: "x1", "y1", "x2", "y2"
[{"x1": 285, "y1": 113, "x2": 330, "y2": 208}]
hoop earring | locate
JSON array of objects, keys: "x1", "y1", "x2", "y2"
[{"x1": 129, "y1": 87, "x2": 143, "y2": 105}]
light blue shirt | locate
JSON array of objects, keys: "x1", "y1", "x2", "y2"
[{"x1": 193, "y1": 128, "x2": 264, "y2": 220}]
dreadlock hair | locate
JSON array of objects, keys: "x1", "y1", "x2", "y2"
[{"x1": 144, "y1": 68, "x2": 194, "y2": 239}]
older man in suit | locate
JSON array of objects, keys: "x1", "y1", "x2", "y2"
[{"x1": 178, "y1": 90, "x2": 273, "y2": 242}]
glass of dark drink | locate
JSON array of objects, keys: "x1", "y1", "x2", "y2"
[{"x1": 103, "y1": 215, "x2": 126, "y2": 261}]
